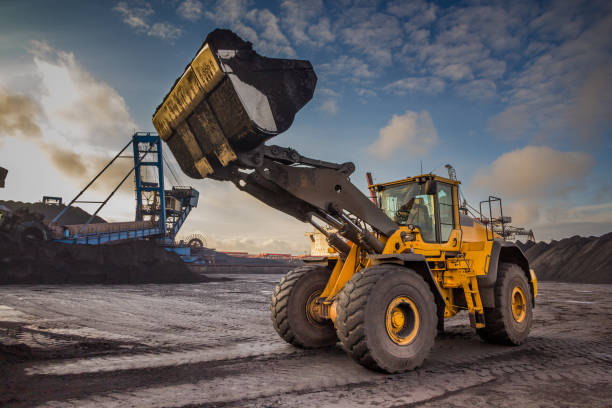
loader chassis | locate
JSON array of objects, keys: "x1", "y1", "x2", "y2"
[{"x1": 153, "y1": 29, "x2": 536, "y2": 373}]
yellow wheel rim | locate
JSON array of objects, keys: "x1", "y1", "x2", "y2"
[
  {"x1": 385, "y1": 296, "x2": 420, "y2": 345},
  {"x1": 511, "y1": 286, "x2": 527, "y2": 323}
]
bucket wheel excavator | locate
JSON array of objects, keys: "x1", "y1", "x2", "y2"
[{"x1": 153, "y1": 29, "x2": 537, "y2": 373}]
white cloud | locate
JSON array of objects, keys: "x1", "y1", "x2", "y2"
[
  {"x1": 203, "y1": 236, "x2": 309, "y2": 255},
  {"x1": 0, "y1": 41, "x2": 138, "y2": 192},
  {"x1": 147, "y1": 22, "x2": 183, "y2": 40},
  {"x1": 204, "y1": 1, "x2": 295, "y2": 57},
  {"x1": 435, "y1": 63, "x2": 473, "y2": 81},
  {"x1": 318, "y1": 99, "x2": 338, "y2": 115},
  {"x1": 489, "y1": 9, "x2": 612, "y2": 143},
  {"x1": 113, "y1": 1, "x2": 153, "y2": 30},
  {"x1": 30, "y1": 41, "x2": 136, "y2": 150},
  {"x1": 456, "y1": 79, "x2": 497, "y2": 100},
  {"x1": 320, "y1": 55, "x2": 376, "y2": 80},
  {"x1": 280, "y1": 0, "x2": 324, "y2": 45},
  {"x1": 368, "y1": 110, "x2": 438, "y2": 159},
  {"x1": 318, "y1": 88, "x2": 340, "y2": 98},
  {"x1": 177, "y1": 180, "x2": 312, "y2": 255},
  {"x1": 338, "y1": 12, "x2": 404, "y2": 66},
  {"x1": 246, "y1": 9, "x2": 295, "y2": 56},
  {"x1": 177, "y1": 0, "x2": 203, "y2": 22},
  {"x1": 468, "y1": 145, "x2": 602, "y2": 239},
  {"x1": 308, "y1": 17, "x2": 336, "y2": 45},
  {"x1": 113, "y1": 1, "x2": 182, "y2": 41},
  {"x1": 356, "y1": 88, "x2": 377, "y2": 97},
  {"x1": 472, "y1": 146, "x2": 594, "y2": 199},
  {"x1": 384, "y1": 77, "x2": 445, "y2": 95}
]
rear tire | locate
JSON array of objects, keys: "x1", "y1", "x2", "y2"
[
  {"x1": 477, "y1": 263, "x2": 533, "y2": 345},
  {"x1": 271, "y1": 266, "x2": 337, "y2": 348},
  {"x1": 336, "y1": 264, "x2": 437, "y2": 373}
]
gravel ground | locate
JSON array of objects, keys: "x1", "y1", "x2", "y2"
[{"x1": 0, "y1": 275, "x2": 611, "y2": 407}]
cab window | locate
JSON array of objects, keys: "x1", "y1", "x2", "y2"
[
  {"x1": 378, "y1": 182, "x2": 437, "y2": 242},
  {"x1": 437, "y1": 183, "x2": 454, "y2": 242}
]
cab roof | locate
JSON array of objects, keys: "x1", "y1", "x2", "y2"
[{"x1": 370, "y1": 174, "x2": 461, "y2": 190}]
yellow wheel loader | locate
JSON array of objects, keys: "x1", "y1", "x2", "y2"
[{"x1": 153, "y1": 29, "x2": 537, "y2": 373}]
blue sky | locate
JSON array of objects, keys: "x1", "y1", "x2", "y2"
[{"x1": 0, "y1": 0, "x2": 611, "y2": 253}]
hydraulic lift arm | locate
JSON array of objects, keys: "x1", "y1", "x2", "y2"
[{"x1": 210, "y1": 144, "x2": 398, "y2": 255}]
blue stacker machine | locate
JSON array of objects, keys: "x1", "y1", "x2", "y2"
[{"x1": 50, "y1": 132, "x2": 198, "y2": 247}]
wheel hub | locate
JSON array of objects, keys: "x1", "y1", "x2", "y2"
[
  {"x1": 511, "y1": 286, "x2": 526, "y2": 323},
  {"x1": 385, "y1": 296, "x2": 420, "y2": 345},
  {"x1": 305, "y1": 290, "x2": 326, "y2": 327}
]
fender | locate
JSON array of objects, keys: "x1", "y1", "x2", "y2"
[
  {"x1": 369, "y1": 253, "x2": 446, "y2": 310},
  {"x1": 477, "y1": 241, "x2": 535, "y2": 308}
]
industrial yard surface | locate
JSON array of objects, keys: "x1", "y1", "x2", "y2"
[{"x1": 1, "y1": 276, "x2": 611, "y2": 408}]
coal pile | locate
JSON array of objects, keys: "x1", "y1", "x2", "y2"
[
  {"x1": 516, "y1": 232, "x2": 612, "y2": 284},
  {"x1": 0, "y1": 200, "x2": 106, "y2": 225},
  {"x1": 0, "y1": 233, "x2": 205, "y2": 284}
]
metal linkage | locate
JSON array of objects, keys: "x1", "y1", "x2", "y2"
[{"x1": 213, "y1": 144, "x2": 398, "y2": 254}]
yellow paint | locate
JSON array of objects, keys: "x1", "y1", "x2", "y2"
[
  {"x1": 530, "y1": 268, "x2": 538, "y2": 298},
  {"x1": 314, "y1": 173, "x2": 534, "y2": 333},
  {"x1": 385, "y1": 296, "x2": 420, "y2": 345},
  {"x1": 324, "y1": 244, "x2": 360, "y2": 299},
  {"x1": 511, "y1": 286, "x2": 527, "y2": 323}
]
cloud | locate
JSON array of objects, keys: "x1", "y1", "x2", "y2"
[
  {"x1": 0, "y1": 88, "x2": 42, "y2": 140},
  {"x1": 147, "y1": 22, "x2": 183, "y2": 40},
  {"x1": 308, "y1": 17, "x2": 335, "y2": 45},
  {"x1": 0, "y1": 41, "x2": 138, "y2": 192},
  {"x1": 320, "y1": 55, "x2": 376, "y2": 80},
  {"x1": 113, "y1": 1, "x2": 153, "y2": 30},
  {"x1": 472, "y1": 146, "x2": 594, "y2": 199},
  {"x1": 318, "y1": 88, "x2": 340, "y2": 98},
  {"x1": 30, "y1": 41, "x2": 137, "y2": 150},
  {"x1": 246, "y1": 9, "x2": 295, "y2": 56},
  {"x1": 338, "y1": 12, "x2": 403, "y2": 66},
  {"x1": 568, "y1": 63, "x2": 612, "y2": 142},
  {"x1": 113, "y1": 1, "x2": 183, "y2": 41},
  {"x1": 468, "y1": 146, "x2": 601, "y2": 237},
  {"x1": 0, "y1": 90, "x2": 133, "y2": 193},
  {"x1": 177, "y1": 0, "x2": 203, "y2": 22},
  {"x1": 318, "y1": 99, "x2": 338, "y2": 115},
  {"x1": 204, "y1": 1, "x2": 295, "y2": 57},
  {"x1": 202, "y1": 236, "x2": 309, "y2": 255},
  {"x1": 384, "y1": 77, "x2": 445, "y2": 95},
  {"x1": 280, "y1": 0, "x2": 324, "y2": 45},
  {"x1": 177, "y1": 180, "x2": 313, "y2": 254},
  {"x1": 356, "y1": 88, "x2": 377, "y2": 97},
  {"x1": 488, "y1": 9, "x2": 612, "y2": 143},
  {"x1": 456, "y1": 79, "x2": 497, "y2": 100},
  {"x1": 368, "y1": 110, "x2": 438, "y2": 159}
]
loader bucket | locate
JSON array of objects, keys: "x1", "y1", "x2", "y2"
[{"x1": 152, "y1": 29, "x2": 317, "y2": 179}]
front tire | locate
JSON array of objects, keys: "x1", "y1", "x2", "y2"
[
  {"x1": 477, "y1": 263, "x2": 533, "y2": 345},
  {"x1": 271, "y1": 266, "x2": 337, "y2": 348},
  {"x1": 336, "y1": 264, "x2": 437, "y2": 373}
]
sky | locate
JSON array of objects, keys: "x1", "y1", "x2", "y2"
[{"x1": 0, "y1": 0, "x2": 611, "y2": 254}]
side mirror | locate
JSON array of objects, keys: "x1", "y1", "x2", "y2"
[{"x1": 425, "y1": 179, "x2": 437, "y2": 195}]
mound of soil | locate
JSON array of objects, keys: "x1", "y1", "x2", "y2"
[
  {"x1": 0, "y1": 200, "x2": 105, "y2": 225},
  {"x1": 0, "y1": 233, "x2": 205, "y2": 284},
  {"x1": 516, "y1": 232, "x2": 612, "y2": 284}
]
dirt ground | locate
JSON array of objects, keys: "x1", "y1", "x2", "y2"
[{"x1": 0, "y1": 276, "x2": 610, "y2": 407}]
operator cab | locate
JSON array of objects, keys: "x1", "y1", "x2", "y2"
[{"x1": 374, "y1": 175, "x2": 459, "y2": 243}]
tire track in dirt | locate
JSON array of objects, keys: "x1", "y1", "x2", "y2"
[{"x1": 25, "y1": 336, "x2": 612, "y2": 408}]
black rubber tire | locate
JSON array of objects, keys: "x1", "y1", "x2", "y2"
[
  {"x1": 477, "y1": 263, "x2": 533, "y2": 345},
  {"x1": 270, "y1": 265, "x2": 337, "y2": 348},
  {"x1": 335, "y1": 264, "x2": 437, "y2": 373}
]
